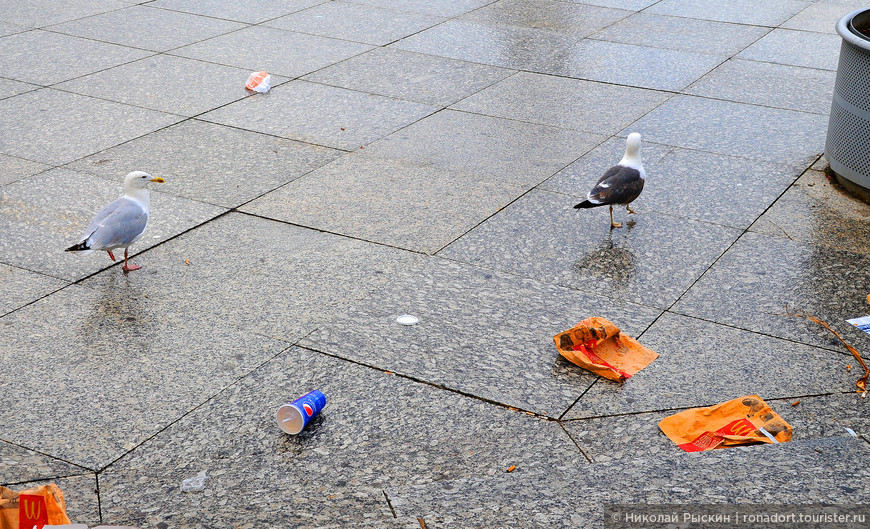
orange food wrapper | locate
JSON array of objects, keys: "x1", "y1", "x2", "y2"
[
  {"x1": 245, "y1": 71, "x2": 271, "y2": 93},
  {"x1": 0, "y1": 483, "x2": 70, "y2": 528},
  {"x1": 659, "y1": 395, "x2": 793, "y2": 452},
  {"x1": 553, "y1": 317, "x2": 658, "y2": 381}
]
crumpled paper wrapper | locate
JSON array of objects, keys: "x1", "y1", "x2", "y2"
[
  {"x1": 553, "y1": 317, "x2": 658, "y2": 382},
  {"x1": 659, "y1": 395, "x2": 793, "y2": 452},
  {"x1": 0, "y1": 483, "x2": 70, "y2": 528}
]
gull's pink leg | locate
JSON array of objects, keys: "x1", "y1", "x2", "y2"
[
  {"x1": 122, "y1": 248, "x2": 141, "y2": 272},
  {"x1": 107, "y1": 250, "x2": 116, "y2": 261}
]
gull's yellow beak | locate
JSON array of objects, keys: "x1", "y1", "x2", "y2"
[{"x1": 151, "y1": 177, "x2": 165, "y2": 183}]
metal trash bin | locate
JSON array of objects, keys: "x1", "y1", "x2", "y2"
[{"x1": 826, "y1": 8, "x2": 870, "y2": 201}]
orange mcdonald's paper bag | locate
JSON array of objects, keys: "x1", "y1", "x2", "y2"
[
  {"x1": 0, "y1": 483, "x2": 70, "y2": 529},
  {"x1": 659, "y1": 395, "x2": 793, "y2": 452},
  {"x1": 553, "y1": 317, "x2": 658, "y2": 382}
]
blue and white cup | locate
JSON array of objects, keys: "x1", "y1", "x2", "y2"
[{"x1": 276, "y1": 390, "x2": 327, "y2": 434}]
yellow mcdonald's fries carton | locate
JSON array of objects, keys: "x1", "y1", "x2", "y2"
[{"x1": 659, "y1": 395, "x2": 793, "y2": 452}]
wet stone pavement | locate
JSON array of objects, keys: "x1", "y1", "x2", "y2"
[{"x1": 1, "y1": 1, "x2": 869, "y2": 528}]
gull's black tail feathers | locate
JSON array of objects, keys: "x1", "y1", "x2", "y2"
[
  {"x1": 65, "y1": 241, "x2": 89, "y2": 252},
  {"x1": 573, "y1": 200, "x2": 601, "y2": 209}
]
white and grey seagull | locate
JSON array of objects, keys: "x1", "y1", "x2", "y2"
[
  {"x1": 66, "y1": 171, "x2": 165, "y2": 272},
  {"x1": 574, "y1": 133, "x2": 645, "y2": 229}
]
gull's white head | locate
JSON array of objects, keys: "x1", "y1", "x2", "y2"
[
  {"x1": 618, "y1": 133, "x2": 643, "y2": 171},
  {"x1": 124, "y1": 171, "x2": 165, "y2": 192},
  {"x1": 625, "y1": 133, "x2": 642, "y2": 157}
]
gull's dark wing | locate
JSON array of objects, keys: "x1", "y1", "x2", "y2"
[{"x1": 586, "y1": 165, "x2": 643, "y2": 205}]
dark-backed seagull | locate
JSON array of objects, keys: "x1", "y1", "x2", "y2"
[
  {"x1": 574, "y1": 133, "x2": 645, "y2": 229},
  {"x1": 66, "y1": 171, "x2": 165, "y2": 272}
]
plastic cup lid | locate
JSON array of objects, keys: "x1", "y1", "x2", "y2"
[
  {"x1": 396, "y1": 314, "x2": 419, "y2": 326},
  {"x1": 276, "y1": 404, "x2": 304, "y2": 434}
]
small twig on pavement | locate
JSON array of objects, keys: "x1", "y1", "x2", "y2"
[{"x1": 786, "y1": 306, "x2": 868, "y2": 396}]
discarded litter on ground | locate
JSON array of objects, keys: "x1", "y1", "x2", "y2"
[
  {"x1": 396, "y1": 314, "x2": 418, "y2": 326},
  {"x1": 553, "y1": 317, "x2": 658, "y2": 381},
  {"x1": 276, "y1": 390, "x2": 327, "y2": 435},
  {"x1": 245, "y1": 71, "x2": 271, "y2": 93},
  {"x1": 0, "y1": 483, "x2": 70, "y2": 528},
  {"x1": 846, "y1": 314, "x2": 870, "y2": 336},
  {"x1": 788, "y1": 309, "x2": 868, "y2": 396},
  {"x1": 181, "y1": 470, "x2": 208, "y2": 492},
  {"x1": 658, "y1": 395, "x2": 793, "y2": 452}
]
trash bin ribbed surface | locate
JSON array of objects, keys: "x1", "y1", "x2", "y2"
[{"x1": 826, "y1": 8, "x2": 870, "y2": 198}]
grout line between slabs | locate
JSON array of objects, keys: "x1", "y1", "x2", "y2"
[
  {"x1": 235, "y1": 210, "x2": 430, "y2": 256},
  {"x1": 294, "y1": 343, "x2": 560, "y2": 421},
  {"x1": 95, "y1": 472, "x2": 103, "y2": 525},
  {"x1": 383, "y1": 490, "x2": 398, "y2": 519},
  {"x1": 557, "y1": 378, "x2": 599, "y2": 422},
  {"x1": 558, "y1": 422, "x2": 594, "y2": 464},
  {"x1": 0, "y1": 471, "x2": 95, "y2": 488},
  {"x1": 559, "y1": 389, "x2": 859, "y2": 423},
  {"x1": 96, "y1": 337, "x2": 308, "y2": 475},
  {"x1": 658, "y1": 159, "x2": 818, "y2": 315}
]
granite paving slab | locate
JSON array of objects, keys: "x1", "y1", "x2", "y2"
[
  {"x1": 171, "y1": 25, "x2": 372, "y2": 78},
  {"x1": 393, "y1": 19, "x2": 577, "y2": 72},
  {"x1": 265, "y1": 1, "x2": 444, "y2": 46},
  {"x1": 0, "y1": 78, "x2": 38, "y2": 101},
  {"x1": 240, "y1": 151, "x2": 526, "y2": 253},
  {"x1": 562, "y1": 392, "x2": 869, "y2": 464},
  {"x1": 0, "y1": 21, "x2": 27, "y2": 37},
  {"x1": 7, "y1": 474, "x2": 102, "y2": 526},
  {"x1": 0, "y1": 440, "x2": 88, "y2": 485},
  {"x1": 542, "y1": 139, "x2": 804, "y2": 229},
  {"x1": 646, "y1": 0, "x2": 811, "y2": 27},
  {"x1": 98, "y1": 346, "x2": 585, "y2": 528},
  {"x1": 684, "y1": 58, "x2": 836, "y2": 115},
  {"x1": 0, "y1": 0, "x2": 128, "y2": 28},
  {"x1": 365, "y1": 109, "x2": 603, "y2": 186},
  {"x1": 589, "y1": 12, "x2": 770, "y2": 55},
  {"x1": 0, "y1": 89, "x2": 182, "y2": 166},
  {"x1": 55, "y1": 55, "x2": 289, "y2": 118},
  {"x1": 301, "y1": 258, "x2": 662, "y2": 416},
  {"x1": 450, "y1": 72, "x2": 669, "y2": 136},
  {"x1": 199, "y1": 80, "x2": 436, "y2": 150},
  {"x1": 775, "y1": 392, "x2": 870, "y2": 439},
  {"x1": 460, "y1": 0, "x2": 631, "y2": 36},
  {"x1": 0, "y1": 282, "x2": 290, "y2": 469},
  {"x1": 750, "y1": 169, "x2": 870, "y2": 254},
  {"x1": 551, "y1": 39, "x2": 725, "y2": 92},
  {"x1": 439, "y1": 189, "x2": 741, "y2": 308},
  {"x1": 0, "y1": 168, "x2": 225, "y2": 281},
  {"x1": 0, "y1": 30, "x2": 151, "y2": 85},
  {"x1": 737, "y1": 28, "x2": 842, "y2": 71},
  {"x1": 621, "y1": 95, "x2": 827, "y2": 165},
  {"x1": 388, "y1": 436, "x2": 870, "y2": 528},
  {"x1": 342, "y1": 0, "x2": 495, "y2": 17},
  {"x1": 80, "y1": 213, "x2": 424, "y2": 341},
  {"x1": 672, "y1": 231, "x2": 870, "y2": 353},
  {"x1": 563, "y1": 0, "x2": 657, "y2": 11},
  {"x1": 0, "y1": 153, "x2": 51, "y2": 187},
  {"x1": 67, "y1": 120, "x2": 342, "y2": 209},
  {"x1": 149, "y1": 0, "x2": 327, "y2": 24},
  {"x1": 303, "y1": 47, "x2": 514, "y2": 107},
  {"x1": 563, "y1": 312, "x2": 856, "y2": 420},
  {"x1": 0, "y1": 264, "x2": 67, "y2": 317},
  {"x1": 782, "y1": 0, "x2": 868, "y2": 34},
  {"x1": 47, "y1": 5, "x2": 246, "y2": 52}
]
